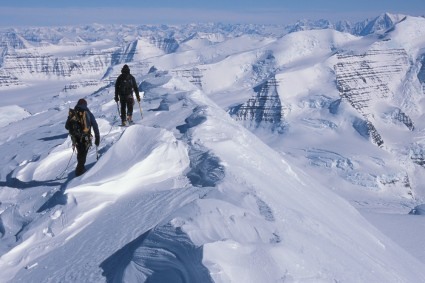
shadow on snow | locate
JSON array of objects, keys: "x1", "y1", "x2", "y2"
[{"x1": 100, "y1": 223, "x2": 213, "y2": 283}]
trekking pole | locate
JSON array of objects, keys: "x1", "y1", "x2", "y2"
[
  {"x1": 96, "y1": 146, "x2": 99, "y2": 160},
  {"x1": 116, "y1": 102, "x2": 120, "y2": 117},
  {"x1": 138, "y1": 91, "x2": 144, "y2": 119},
  {"x1": 138, "y1": 101, "x2": 143, "y2": 119}
]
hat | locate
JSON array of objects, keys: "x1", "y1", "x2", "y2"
[
  {"x1": 77, "y1": 98, "x2": 87, "y2": 106},
  {"x1": 122, "y1": 64, "x2": 130, "y2": 74}
]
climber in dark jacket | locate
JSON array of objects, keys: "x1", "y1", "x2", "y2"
[
  {"x1": 65, "y1": 98, "x2": 100, "y2": 176},
  {"x1": 114, "y1": 64, "x2": 140, "y2": 126}
]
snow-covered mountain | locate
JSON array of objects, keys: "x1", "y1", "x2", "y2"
[{"x1": 1, "y1": 13, "x2": 425, "y2": 282}]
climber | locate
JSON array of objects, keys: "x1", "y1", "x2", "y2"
[
  {"x1": 114, "y1": 64, "x2": 140, "y2": 126},
  {"x1": 65, "y1": 98, "x2": 100, "y2": 176}
]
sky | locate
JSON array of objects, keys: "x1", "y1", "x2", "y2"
[{"x1": 0, "y1": 0, "x2": 424, "y2": 27}]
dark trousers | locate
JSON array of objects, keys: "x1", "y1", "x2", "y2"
[
  {"x1": 75, "y1": 142, "x2": 89, "y2": 176},
  {"x1": 120, "y1": 95, "x2": 134, "y2": 122}
]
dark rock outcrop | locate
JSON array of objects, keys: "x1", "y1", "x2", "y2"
[
  {"x1": 231, "y1": 76, "x2": 284, "y2": 128},
  {"x1": 334, "y1": 48, "x2": 411, "y2": 146}
]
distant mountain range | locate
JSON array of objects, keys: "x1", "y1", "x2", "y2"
[
  {"x1": 0, "y1": 13, "x2": 411, "y2": 49},
  {"x1": 0, "y1": 13, "x2": 413, "y2": 85},
  {"x1": 1, "y1": 12, "x2": 425, "y2": 197}
]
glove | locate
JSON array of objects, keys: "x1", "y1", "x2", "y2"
[
  {"x1": 136, "y1": 96, "x2": 141, "y2": 102},
  {"x1": 114, "y1": 96, "x2": 119, "y2": 102},
  {"x1": 95, "y1": 137, "x2": 100, "y2": 147}
]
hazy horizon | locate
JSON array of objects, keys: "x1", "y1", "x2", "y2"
[{"x1": 0, "y1": 0, "x2": 424, "y2": 27}]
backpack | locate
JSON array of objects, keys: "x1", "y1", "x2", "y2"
[
  {"x1": 119, "y1": 74, "x2": 133, "y2": 95},
  {"x1": 67, "y1": 108, "x2": 91, "y2": 145}
]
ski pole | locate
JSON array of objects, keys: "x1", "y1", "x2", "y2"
[{"x1": 96, "y1": 146, "x2": 99, "y2": 160}]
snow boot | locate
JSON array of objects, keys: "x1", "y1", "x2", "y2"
[{"x1": 75, "y1": 165, "x2": 86, "y2": 176}]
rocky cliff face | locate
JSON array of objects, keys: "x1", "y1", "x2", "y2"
[
  {"x1": 61, "y1": 79, "x2": 109, "y2": 93},
  {"x1": 230, "y1": 76, "x2": 285, "y2": 131},
  {"x1": 0, "y1": 69, "x2": 24, "y2": 88},
  {"x1": 358, "y1": 13, "x2": 405, "y2": 36},
  {"x1": 171, "y1": 68, "x2": 203, "y2": 89},
  {"x1": 252, "y1": 51, "x2": 277, "y2": 84},
  {"x1": 334, "y1": 48, "x2": 411, "y2": 146},
  {"x1": 0, "y1": 32, "x2": 28, "y2": 49},
  {"x1": 2, "y1": 50, "x2": 113, "y2": 79},
  {"x1": 418, "y1": 54, "x2": 425, "y2": 94},
  {"x1": 150, "y1": 36, "x2": 179, "y2": 54},
  {"x1": 0, "y1": 28, "x2": 180, "y2": 82}
]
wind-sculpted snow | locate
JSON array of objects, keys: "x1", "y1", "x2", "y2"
[
  {"x1": 0, "y1": 123, "x2": 193, "y2": 282},
  {"x1": 101, "y1": 223, "x2": 213, "y2": 283},
  {"x1": 176, "y1": 106, "x2": 208, "y2": 134},
  {"x1": 186, "y1": 145, "x2": 225, "y2": 188},
  {"x1": 68, "y1": 125, "x2": 190, "y2": 195},
  {"x1": 409, "y1": 204, "x2": 425, "y2": 215},
  {"x1": 177, "y1": 106, "x2": 225, "y2": 187}
]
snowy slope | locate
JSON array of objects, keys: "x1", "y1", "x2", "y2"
[
  {"x1": 1, "y1": 14, "x2": 425, "y2": 283},
  {"x1": 1, "y1": 75, "x2": 424, "y2": 283}
]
